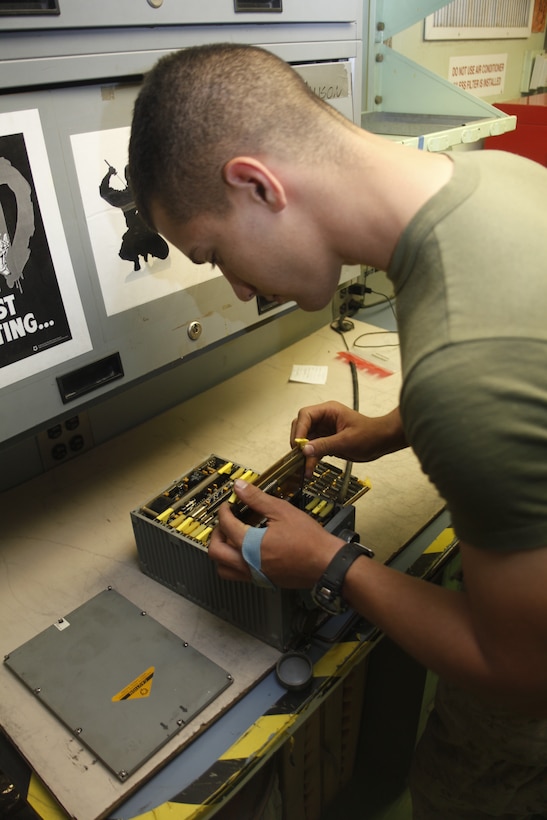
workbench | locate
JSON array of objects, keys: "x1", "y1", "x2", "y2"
[{"x1": 0, "y1": 309, "x2": 452, "y2": 820}]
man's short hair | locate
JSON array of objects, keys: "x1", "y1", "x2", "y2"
[{"x1": 129, "y1": 43, "x2": 343, "y2": 229}]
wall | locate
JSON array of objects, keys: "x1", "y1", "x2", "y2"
[{"x1": 391, "y1": 18, "x2": 545, "y2": 103}]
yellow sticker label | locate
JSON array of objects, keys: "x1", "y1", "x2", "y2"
[{"x1": 112, "y1": 666, "x2": 155, "y2": 701}]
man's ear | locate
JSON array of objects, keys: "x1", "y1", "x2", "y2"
[{"x1": 223, "y1": 157, "x2": 287, "y2": 212}]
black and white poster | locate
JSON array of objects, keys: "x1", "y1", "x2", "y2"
[
  {"x1": 0, "y1": 109, "x2": 91, "y2": 388},
  {"x1": 71, "y1": 126, "x2": 219, "y2": 317}
]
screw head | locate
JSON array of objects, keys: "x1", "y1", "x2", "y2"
[{"x1": 187, "y1": 321, "x2": 202, "y2": 341}]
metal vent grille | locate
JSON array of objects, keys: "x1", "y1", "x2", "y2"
[{"x1": 425, "y1": 0, "x2": 532, "y2": 39}]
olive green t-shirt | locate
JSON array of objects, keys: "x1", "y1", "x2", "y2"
[{"x1": 389, "y1": 150, "x2": 547, "y2": 551}]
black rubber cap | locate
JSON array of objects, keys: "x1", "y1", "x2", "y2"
[{"x1": 275, "y1": 651, "x2": 313, "y2": 691}]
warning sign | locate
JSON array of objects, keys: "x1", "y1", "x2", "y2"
[
  {"x1": 112, "y1": 666, "x2": 155, "y2": 701},
  {"x1": 448, "y1": 54, "x2": 507, "y2": 98}
]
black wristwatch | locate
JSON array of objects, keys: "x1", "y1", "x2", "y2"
[{"x1": 311, "y1": 539, "x2": 374, "y2": 615}]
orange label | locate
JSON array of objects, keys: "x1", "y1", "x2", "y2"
[{"x1": 112, "y1": 666, "x2": 155, "y2": 701}]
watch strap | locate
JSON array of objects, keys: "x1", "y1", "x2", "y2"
[{"x1": 312, "y1": 541, "x2": 373, "y2": 614}]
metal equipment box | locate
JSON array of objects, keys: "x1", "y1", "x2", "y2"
[{"x1": 131, "y1": 451, "x2": 370, "y2": 650}]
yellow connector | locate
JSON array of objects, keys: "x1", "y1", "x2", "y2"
[
  {"x1": 156, "y1": 507, "x2": 174, "y2": 522},
  {"x1": 228, "y1": 470, "x2": 258, "y2": 503},
  {"x1": 195, "y1": 526, "x2": 213, "y2": 543},
  {"x1": 177, "y1": 516, "x2": 195, "y2": 533},
  {"x1": 311, "y1": 499, "x2": 327, "y2": 516}
]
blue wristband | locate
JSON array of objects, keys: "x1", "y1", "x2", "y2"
[{"x1": 241, "y1": 526, "x2": 276, "y2": 590}]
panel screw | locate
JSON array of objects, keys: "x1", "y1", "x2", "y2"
[
  {"x1": 187, "y1": 321, "x2": 202, "y2": 341},
  {"x1": 34, "y1": 687, "x2": 41, "y2": 695}
]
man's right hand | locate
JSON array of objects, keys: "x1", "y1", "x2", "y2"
[{"x1": 290, "y1": 401, "x2": 408, "y2": 477}]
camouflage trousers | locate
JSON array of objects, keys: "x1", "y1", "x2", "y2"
[{"x1": 408, "y1": 679, "x2": 547, "y2": 819}]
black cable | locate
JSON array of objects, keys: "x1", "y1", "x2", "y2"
[
  {"x1": 330, "y1": 321, "x2": 358, "y2": 502},
  {"x1": 353, "y1": 329, "x2": 399, "y2": 350},
  {"x1": 331, "y1": 282, "x2": 400, "y2": 502},
  {"x1": 361, "y1": 286, "x2": 398, "y2": 322},
  {"x1": 354, "y1": 289, "x2": 399, "y2": 351}
]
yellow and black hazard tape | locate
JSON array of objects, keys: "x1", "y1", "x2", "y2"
[
  {"x1": 5, "y1": 528, "x2": 458, "y2": 820},
  {"x1": 125, "y1": 637, "x2": 377, "y2": 820},
  {"x1": 403, "y1": 526, "x2": 458, "y2": 581},
  {"x1": 0, "y1": 637, "x2": 377, "y2": 820}
]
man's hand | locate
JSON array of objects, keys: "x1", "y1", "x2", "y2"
[
  {"x1": 291, "y1": 401, "x2": 408, "y2": 477},
  {"x1": 209, "y1": 479, "x2": 343, "y2": 589}
]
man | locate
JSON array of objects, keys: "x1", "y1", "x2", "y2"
[{"x1": 129, "y1": 43, "x2": 547, "y2": 818}]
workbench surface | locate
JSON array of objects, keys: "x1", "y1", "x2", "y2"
[{"x1": 0, "y1": 315, "x2": 444, "y2": 820}]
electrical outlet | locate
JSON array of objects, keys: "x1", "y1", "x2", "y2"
[
  {"x1": 37, "y1": 411, "x2": 94, "y2": 470},
  {"x1": 332, "y1": 277, "x2": 359, "y2": 325}
]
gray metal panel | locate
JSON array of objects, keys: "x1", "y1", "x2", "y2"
[
  {"x1": 0, "y1": 0, "x2": 362, "y2": 30},
  {"x1": 4, "y1": 588, "x2": 233, "y2": 780},
  {"x1": 0, "y1": 23, "x2": 360, "y2": 89}
]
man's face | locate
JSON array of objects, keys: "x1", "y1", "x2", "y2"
[{"x1": 151, "y1": 197, "x2": 343, "y2": 312}]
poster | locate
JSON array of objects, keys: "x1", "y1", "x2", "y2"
[
  {"x1": 0, "y1": 109, "x2": 91, "y2": 389},
  {"x1": 71, "y1": 126, "x2": 219, "y2": 317}
]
